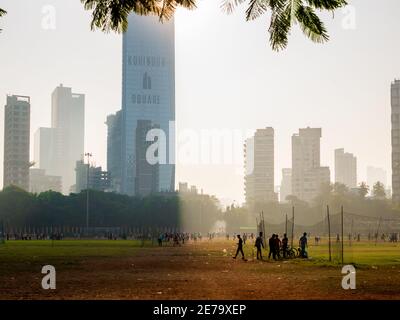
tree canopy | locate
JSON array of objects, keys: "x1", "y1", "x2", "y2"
[
  {"x1": 0, "y1": 186, "x2": 221, "y2": 233},
  {"x1": 0, "y1": 1, "x2": 348, "y2": 48},
  {"x1": 80, "y1": 0, "x2": 347, "y2": 50}
]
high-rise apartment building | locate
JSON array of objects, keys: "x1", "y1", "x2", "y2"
[
  {"x1": 391, "y1": 79, "x2": 400, "y2": 202},
  {"x1": 121, "y1": 15, "x2": 175, "y2": 196},
  {"x1": 334, "y1": 148, "x2": 357, "y2": 188},
  {"x1": 34, "y1": 127, "x2": 56, "y2": 172},
  {"x1": 244, "y1": 128, "x2": 276, "y2": 205},
  {"x1": 3, "y1": 95, "x2": 31, "y2": 191},
  {"x1": 50, "y1": 84, "x2": 85, "y2": 194},
  {"x1": 292, "y1": 127, "x2": 330, "y2": 203}
]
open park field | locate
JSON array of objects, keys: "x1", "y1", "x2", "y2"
[{"x1": 1, "y1": 239, "x2": 400, "y2": 300}]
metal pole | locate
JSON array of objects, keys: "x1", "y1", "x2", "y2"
[
  {"x1": 200, "y1": 199, "x2": 203, "y2": 234},
  {"x1": 341, "y1": 205, "x2": 344, "y2": 265},
  {"x1": 256, "y1": 217, "x2": 258, "y2": 234},
  {"x1": 350, "y1": 218, "x2": 354, "y2": 247},
  {"x1": 262, "y1": 211, "x2": 266, "y2": 246},
  {"x1": 375, "y1": 217, "x2": 382, "y2": 246},
  {"x1": 291, "y1": 206, "x2": 294, "y2": 248},
  {"x1": 327, "y1": 205, "x2": 331, "y2": 262}
]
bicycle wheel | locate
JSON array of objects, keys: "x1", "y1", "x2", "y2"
[{"x1": 288, "y1": 248, "x2": 296, "y2": 259}]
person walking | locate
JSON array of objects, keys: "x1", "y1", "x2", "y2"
[
  {"x1": 255, "y1": 232, "x2": 264, "y2": 260},
  {"x1": 233, "y1": 234, "x2": 246, "y2": 260}
]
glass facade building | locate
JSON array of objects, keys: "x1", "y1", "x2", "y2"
[{"x1": 121, "y1": 14, "x2": 175, "y2": 196}]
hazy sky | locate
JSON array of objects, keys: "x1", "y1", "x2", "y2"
[{"x1": 0, "y1": 0, "x2": 399, "y2": 204}]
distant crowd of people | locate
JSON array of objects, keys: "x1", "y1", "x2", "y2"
[
  {"x1": 232, "y1": 232, "x2": 308, "y2": 261},
  {"x1": 4, "y1": 232, "x2": 64, "y2": 240},
  {"x1": 157, "y1": 232, "x2": 207, "y2": 247}
]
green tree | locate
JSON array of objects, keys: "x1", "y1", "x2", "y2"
[
  {"x1": 372, "y1": 181, "x2": 386, "y2": 199},
  {"x1": 358, "y1": 182, "x2": 369, "y2": 199},
  {"x1": 81, "y1": 0, "x2": 347, "y2": 50}
]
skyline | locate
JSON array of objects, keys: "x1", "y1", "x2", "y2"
[{"x1": 0, "y1": 0, "x2": 399, "y2": 204}]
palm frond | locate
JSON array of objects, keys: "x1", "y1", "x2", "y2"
[
  {"x1": 221, "y1": 0, "x2": 247, "y2": 15},
  {"x1": 268, "y1": 4, "x2": 291, "y2": 51},
  {"x1": 175, "y1": 0, "x2": 197, "y2": 10},
  {"x1": 245, "y1": 0, "x2": 269, "y2": 21},
  {"x1": 80, "y1": 0, "x2": 347, "y2": 51},
  {"x1": 295, "y1": 5, "x2": 329, "y2": 43},
  {"x1": 306, "y1": 0, "x2": 347, "y2": 10},
  {"x1": 0, "y1": 7, "x2": 6, "y2": 33},
  {"x1": 289, "y1": 0, "x2": 302, "y2": 24}
]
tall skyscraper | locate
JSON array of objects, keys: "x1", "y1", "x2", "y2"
[
  {"x1": 50, "y1": 84, "x2": 85, "y2": 193},
  {"x1": 391, "y1": 79, "x2": 400, "y2": 202},
  {"x1": 3, "y1": 95, "x2": 31, "y2": 191},
  {"x1": 280, "y1": 168, "x2": 292, "y2": 203},
  {"x1": 105, "y1": 111, "x2": 122, "y2": 193},
  {"x1": 34, "y1": 127, "x2": 56, "y2": 171},
  {"x1": 334, "y1": 148, "x2": 357, "y2": 188},
  {"x1": 121, "y1": 15, "x2": 175, "y2": 196},
  {"x1": 244, "y1": 128, "x2": 276, "y2": 205},
  {"x1": 292, "y1": 127, "x2": 330, "y2": 203}
]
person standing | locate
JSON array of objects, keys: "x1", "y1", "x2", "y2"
[
  {"x1": 282, "y1": 233, "x2": 288, "y2": 258},
  {"x1": 268, "y1": 234, "x2": 275, "y2": 259},
  {"x1": 255, "y1": 232, "x2": 264, "y2": 260},
  {"x1": 299, "y1": 232, "x2": 308, "y2": 258},
  {"x1": 233, "y1": 234, "x2": 246, "y2": 260},
  {"x1": 274, "y1": 234, "x2": 281, "y2": 260}
]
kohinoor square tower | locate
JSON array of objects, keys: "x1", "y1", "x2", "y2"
[{"x1": 121, "y1": 15, "x2": 175, "y2": 196}]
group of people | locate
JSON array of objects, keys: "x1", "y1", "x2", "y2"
[
  {"x1": 3, "y1": 232, "x2": 64, "y2": 241},
  {"x1": 233, "y1": 232, "x2": 308, "y2": 261},
  {"x1": 157, "y1": 232, "x2": 191, "y2": 246}
]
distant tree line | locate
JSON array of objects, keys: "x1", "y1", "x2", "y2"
[
  {"x1": 225, "y1": 182, "x2": 400, "y2": 232},
  {"x1": 1, "y1": 181, "x2": 397, "y2": 235},
  {"x1": 0, "y1": 186, "x2": 222, "y2": 233}
]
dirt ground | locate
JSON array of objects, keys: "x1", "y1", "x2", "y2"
[{"x1": 1, "y1": 240, "x2": 400, "y2": 300}]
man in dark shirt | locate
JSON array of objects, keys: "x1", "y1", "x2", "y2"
[
  {"x1": 268, "y1": 234, "x2": 275, "y2": 259},
  {"x1": 299, "y1": 232, "x2": 308, "y2": 258},
  {"x1": 255, "y1": 232, "x2": 264, "y2": 260},
  {"x1": 282, "y1": 233, "x2": 289, "y2": 258},
  {"x1": 233, "y1": 234, "x2": 245, "y2": 260}
]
